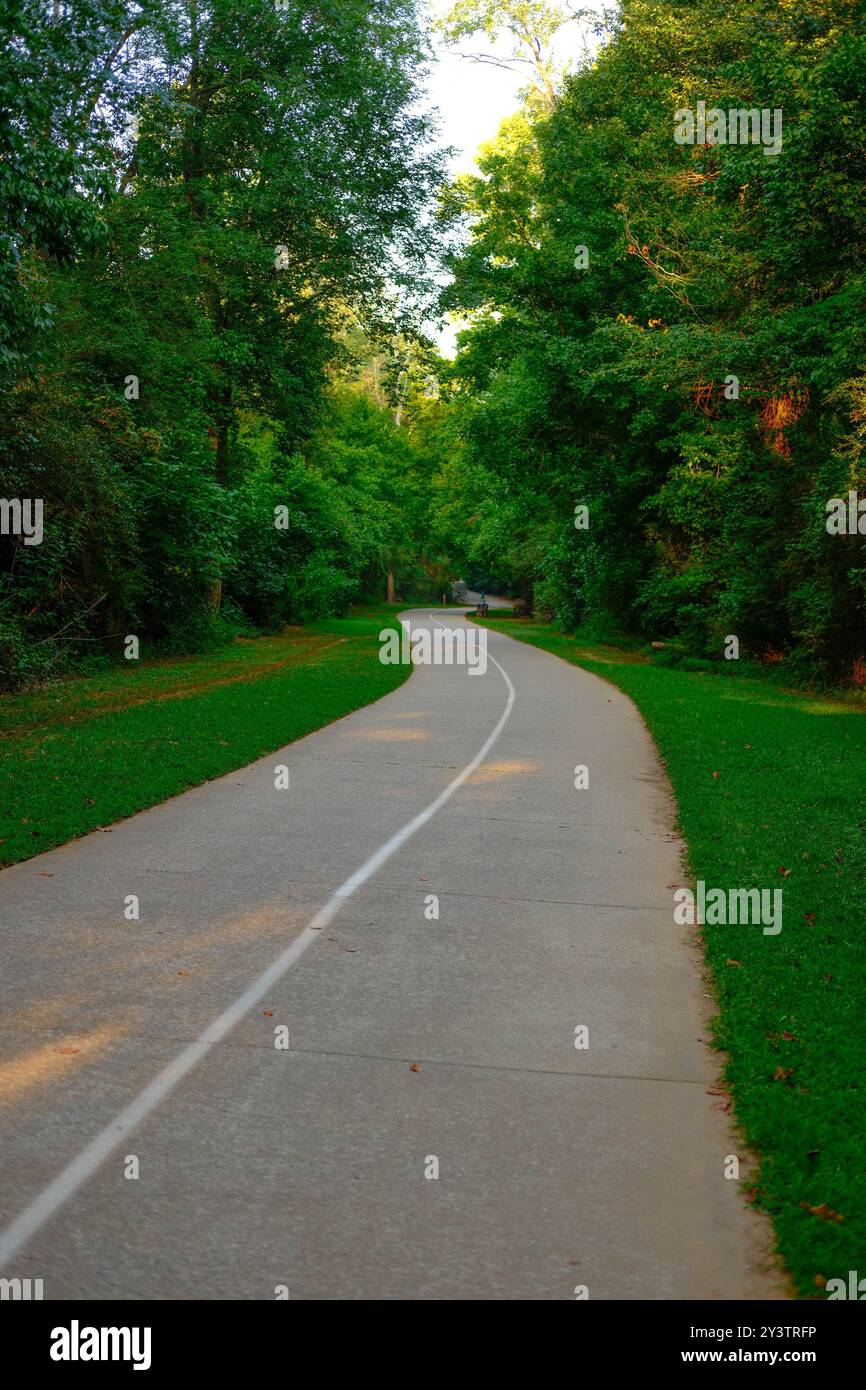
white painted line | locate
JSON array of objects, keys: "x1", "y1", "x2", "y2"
[{"x1": 0, "y1": 617, "x2": 515, "y2": 1270}]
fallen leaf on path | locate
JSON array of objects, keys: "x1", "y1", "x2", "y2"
[{"x1": 409, "y1": 1063, "x2": 421, "y2": 1072}]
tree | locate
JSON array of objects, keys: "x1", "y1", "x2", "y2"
[
  {"x1": 435, "y1": 0, "x2": 594, "y2": 109},
  {"x1": 438, "y1": 0, "x2": 866, "y2": 673},
  {"x1": 0, "y1": 0, "x2": 449, "y2": 680}
]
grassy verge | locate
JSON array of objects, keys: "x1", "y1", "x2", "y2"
[
  {"x1": 1, "y1": 606, "x2": 409, "y2": 869},
  {"x1": 479, "y1": 614, "x2": 866, "y2": 1299}
]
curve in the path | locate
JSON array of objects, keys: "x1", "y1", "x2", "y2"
[{"x1": 0, "y1": 611, "x2": 780, "y2": 1299}]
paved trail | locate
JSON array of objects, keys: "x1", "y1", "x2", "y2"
[{"x1": 0, "y1": 611, "x2": 778, "y2": 1299}]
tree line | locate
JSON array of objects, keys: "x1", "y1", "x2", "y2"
[
  {"x1": 3, "y1": 0, "x2": 866, "y2": 689},
  {"x1": 436, "y1": 0, "x2": 866, "y2": 681},
  {"x1": 0, "y1": 0, "x2": 449, "y2": 687}
]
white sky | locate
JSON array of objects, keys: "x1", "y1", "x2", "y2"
[{"x1": 422, "y1": 1, "x2": 605, "y2": 354}]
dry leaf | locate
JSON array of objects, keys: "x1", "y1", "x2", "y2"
[{"x1": 801, "y1": 1202, "x2": 843, "y2": 1223}]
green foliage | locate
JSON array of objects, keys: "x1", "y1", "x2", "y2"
[
  {"x1": 0, "y1": 0, "x2": 117, "y2": 375},
  {"x1": 439, "y1": 0, "x2": 866, "y2": 678},
  {"x1": 227, "y1": 455, "x2": 363, "y2": 627},
  {"x1": 0, "y1": 0, "x2": 448, "y2": 687}
]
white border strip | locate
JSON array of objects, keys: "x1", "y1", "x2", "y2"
[{"x1": 0, "y1": 615, "x2": 515, "y2": 1270}]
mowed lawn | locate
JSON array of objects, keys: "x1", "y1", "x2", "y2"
[
  {"x1": 1, "y1": 607, "x2": 409, "y2": 869},
  {"x1": 480, "y1": 614, "x2": 866, "y2": 1300}
]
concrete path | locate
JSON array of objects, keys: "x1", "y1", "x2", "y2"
[{"x1": 0, "y1": 611, "x2": 778, "y2": 1300}]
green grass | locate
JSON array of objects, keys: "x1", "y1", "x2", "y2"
[
  {"x1": 1, "y1": 605, "x2": 409, "y2": 869},
  {"x1": 479, "y1": 614, "x2": 866, "y2": 1300}
]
